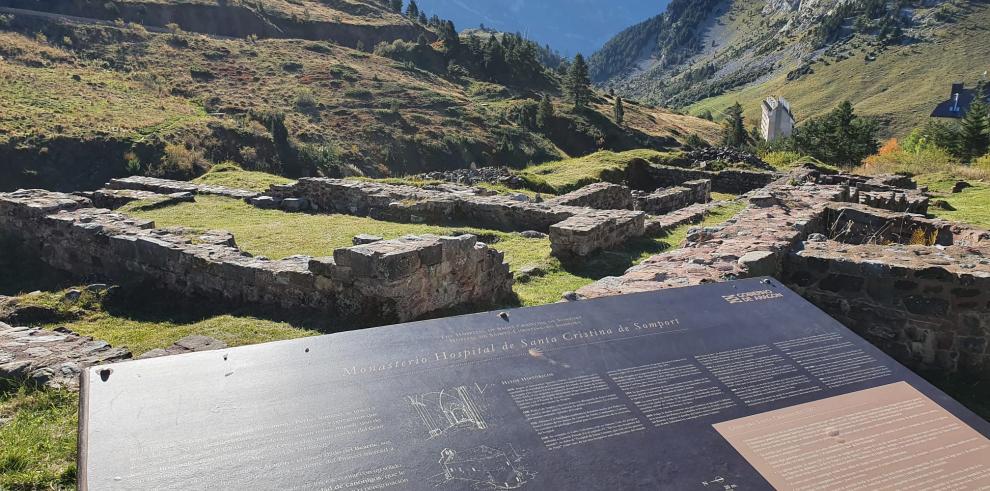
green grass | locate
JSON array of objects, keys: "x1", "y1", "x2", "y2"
[
  {"x1": 0, "y1": 33, "x2": 207, "y2": 143},
  {"x1": 516, "y1": 149, "x2": 682, "y2": 193},
  {"x1": 916, "y1": 173, "x2": 990, "y2": 228},
  {"x1": 0, "y1": 388, "x2": 78, "y2": 489},
  {"x1": 192, "y1": 163, "x2": 295, "y2": 192},
  {"x1": 122, "y1": 195, "x2": 745, "y2": 307},
  {"x1": 62, "y1": 313, "x2": 317, "y2": 358}
]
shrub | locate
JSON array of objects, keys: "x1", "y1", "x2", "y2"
[
  {"x1": 239, "y1": 146, "x2": 259, "y2": 165},
  {"x1": 974, "y1": 154, "x2": 990, "y2": 171},
  {"x1": 153, "y1": 142, "x2": 209, "y2": 178},
  {"x1": 124, "y1": 151, "x2": 141, "y2": 174},
  {"x1": 684, "y1": 133, "x2": 707, "y2": 149},
  {"x1": 343, "y1": 88, "x2": 373, "y2": 99},
  {"x1": 856, "y1": 147, "x2": 990, "y2": 179},
  {"x1": 294, "y1": 88, "x2": 317, "y2": 109},
  {"x1": 762, "y1": 151, "x2": 804, "y2": 170}
]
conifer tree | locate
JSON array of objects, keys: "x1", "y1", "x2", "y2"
[
  {"x1": 722, "y1": 102, "x2": 746, "y2": 147},
  {"x1": 388, "y1": 0, "x2": 402, "y2": 13},
  {"x1": 958, "y1": 100, "x2": 990, "y2": 161},
  {"x1": 565, "y1": 54, "x2": 592, "y2": 110},
  {"x1": 614, "y1": 96, "x2": 625, "y2": 126},
  {"x1": 405, "y1": 0, "x2": 419, "y2": 19}
]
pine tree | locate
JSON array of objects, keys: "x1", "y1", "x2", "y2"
[
  {"x1": 537, "y1": 94, "x2": 555, "y2": 129},
  {"x1": 388, "y1": 0, "x2": 402, "y2": 13},
  {"x1": 722, "y1": 102, "x2": 746, "y2": 147},
  {"x1": 439, "y1": 20, "x2": 459, "y2": 51},
  {"x1": 792, "y1": 101, "x2": 879, "y2": 166},
  {"x1": 614, "y1": 96, "x2": 625, "y2": 126},
  {"x1": 565, "y1": 54, "x2": 592, "y2": 110},
  {"x1": 405, "y1": 0, "x2": 419, "y2": 19},
  {"x1": 958, "y1": 100, "x2": 990, "y2": 162}
]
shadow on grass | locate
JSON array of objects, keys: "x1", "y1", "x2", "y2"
[
  {"x1": 559, "y1": 235, "x2": 676, "y2": 280},
  {"x1": 100, "y1": 285, "x2": 342, "y2": 334}
]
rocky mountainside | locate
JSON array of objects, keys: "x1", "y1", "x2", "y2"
[
  {"x1": 0, "y1": 0, "x2": 719, "y2": 191},
  {"x1": 591, "y1": 0, "x2": 990, "y2": 136}
]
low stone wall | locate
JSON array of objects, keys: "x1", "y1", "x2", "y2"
[
  {"x1": 264, "y1": 178, "x2": 646, "y2": 257},
  {"x1": 107, "y1": 176, "x2": 260, "y2": 200},
  {"x1": 644, "y1": 200, "x2": 727, "y2": 236},
  {"x1": 816, "y1": 171, "x2": 928, "y2": 213},
  {"x1": 825, "y1": 204, "x2": 956, "y2": 245},
  {"x1": 0, "y1": 190, "x2": 513, "y2": 324},
  {"x1": 785, "y1": 241, "x2": 990, "y2": 377},
  {"x1": 546, "y1": 182, "x2": 633, "y2": 210},
  {"x1": 634, "y1": 179, "x2": 711, "y2": 215},
  {"x1": 646, "y1": 165, "x2": 776, "y2": 194},
  {"x1": 87, "y1": 188, "x2": 196, "y2": 210},
  {"x1": 574, "y1": 169, "x2": 990, "y2": 379},
  {"x1": 550, "y1": 210, "x2": 646, "y2": 258}
]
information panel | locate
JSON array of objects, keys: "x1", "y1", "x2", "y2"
[{"x1": 79, "y1": 278, "x2": 990, "y2": 490}]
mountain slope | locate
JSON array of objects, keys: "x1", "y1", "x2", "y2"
[
  {"x1": 413, "y1": 0, "x2": 672, "y2": 57},
  {"x1": 0, "y1": 2, "x2": 719, "y2": 191},
  {"x1": 592, "y1": 0, "x2": 990, "y2": 137}
]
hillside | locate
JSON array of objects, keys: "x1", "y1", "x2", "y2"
[
  {"x1": 0, "y1": 1, "x2": 720, "y2": 191},
  {"x1": 591, "y1": 0, "x2": 990, "y2": 137}
]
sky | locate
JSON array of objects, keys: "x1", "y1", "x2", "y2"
[{"x1": 412, "y1": 0, "x2": 672, "y2": 57}]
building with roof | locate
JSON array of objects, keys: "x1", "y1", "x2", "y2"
[
  {"x1": 760, "y1": 96, "x2": 795, "y2": 142},
  {"x1": 931, "y1": 83, "x2": 978, "y2": 119}
]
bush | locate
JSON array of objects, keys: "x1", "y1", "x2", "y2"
[
  {"x1": 294, "y1": 88, "x2": 317, "y2": 109},
  {"x1": 684, "y1": 133, "x2": 707, "y2": 149},
  {"x1": 124, "y1": 151, "x2": 141, "y2": 174},
  {"x1": 855, "y1": 147, "x2": 990, "y2": 179},
  {"x1": 762, "y1": 151, "x2": 804, "y2": 170},
  {"x1": 974, "y1": 154, "x2": 990, "y2": 171},
  {"x1": 152, "y1": 142, "x2": 209, "y2": 178}
]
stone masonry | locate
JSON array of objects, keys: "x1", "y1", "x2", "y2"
[
  {"x1": 0, "y1": 190, "x2": 513, "y2": 324},
  {"x1": 634, "y1": 179, "x2": 711, "y2": 215},
  {"x1": 107, "y1": 175, "x2": 260, "y2": 200},
  {"x1": 262, "y1": 178, "x2": 647, "y2": 258},
  {"x1": 645, "y1": 165, "x2": 776, "y2": 194},
  {"x1": 0, "y1": 323, "x2": 131, "y2": 389},
  {"x1": 545, "y1": 182, "x2": 634, "y2": 210},
  {"x1": 576, "y1": 167, "x2": 990, "y2": 379}
]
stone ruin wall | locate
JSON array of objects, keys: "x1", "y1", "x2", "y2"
[
  {"x1": 634, "y1": 179, "x2": 711, "y2": 215},
  {"x1": 545, "y1": 182, "x2": 635, "y2": 210},
  {"x1": 0, "y1": 190, "x2": 513, "y2": 324},
  {"x1": 645, "y1": 165, "x2": 776, "y2": 194},
  {"x1": 262, "y1": 178, "x2": 648, "y2": 258},
  {"x1": 577, "y1": 168, "x2": 990, "y2": 379}
]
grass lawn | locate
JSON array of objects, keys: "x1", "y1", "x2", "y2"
[
  {"x1": 515, "y1": 149, "x2": 683, "y2": 193},
  {"x1": 192, "y1": 163, "x2": 295, "y2": 193},
  {"x1": 916, "y1": 173, "x2": 990, "y2": 229},
  {"x1": 0, "y1": 388, "x2": 78, "y2": 489}
]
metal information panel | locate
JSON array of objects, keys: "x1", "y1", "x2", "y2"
[{"x1": 79, "y1": 278, "x2": 990, "y2": 490}]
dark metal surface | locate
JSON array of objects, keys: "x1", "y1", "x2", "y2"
[{"x1": 79, "y1": 278, "x2": 990, "y2": 490}]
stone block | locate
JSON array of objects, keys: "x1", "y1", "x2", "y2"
[
  {"x1": 738, "y1": 251, "x2": 778, "y2": 278},
  {"x1": 281, "y1": 198, "x2": 309, "y2": 212},
  {"x1": 352, "y1": 234, "x2": 383, "y2": 245},
  {"x1": 250, "y1": 196, "x2": 279, "y2": 209}
]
